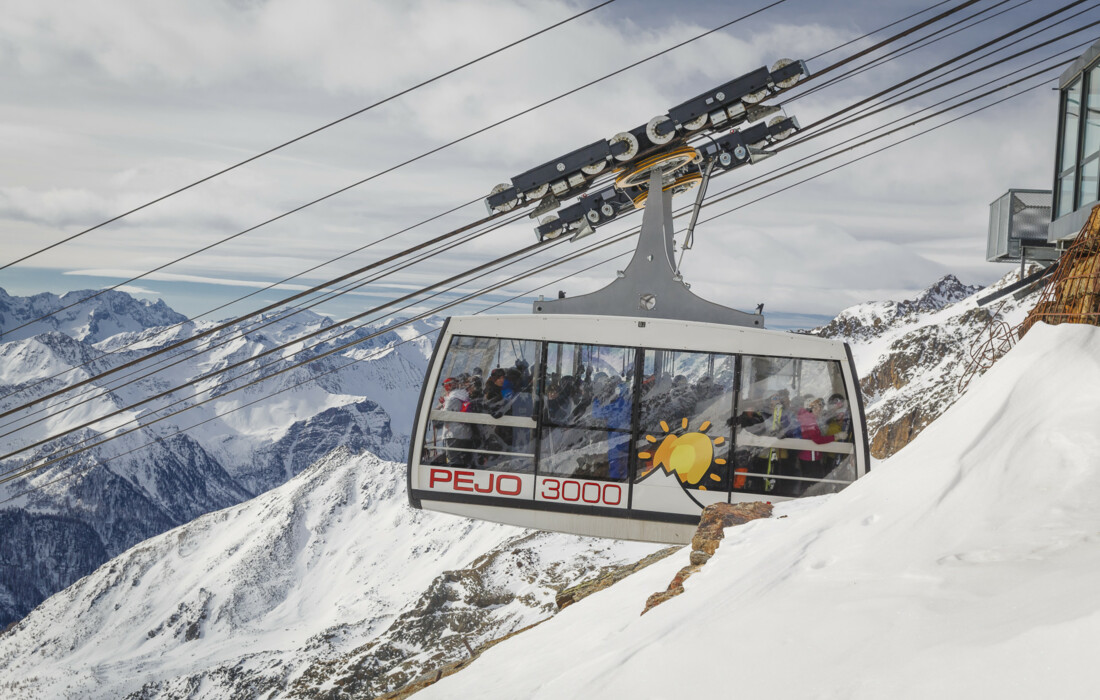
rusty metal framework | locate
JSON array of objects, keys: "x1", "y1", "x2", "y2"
[
  {"x1": 959, "y1": 204, "x2": 1100, "y2": 393},
  {"x1": 958, "y1": 300, "x2": 1017, "y2": 394},
  {"x1": 1020, "y1": 204, "x2": 1100, "y2": 336}
]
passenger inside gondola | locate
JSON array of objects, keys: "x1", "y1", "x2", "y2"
[
  {"x1": 732, "y1": 355, "x2": 858, "y2": 496},
  {"x1": 795, "y1": 397, "x2": 835, "y2": 494},
  {"x1": 441, "y1": 376, "x2": 473, "y2": 467}
]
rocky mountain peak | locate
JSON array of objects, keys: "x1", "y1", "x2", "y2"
[
  {"x1": 0, "y1": 287, "x2": 188, "y2": 344},
  {"x1": 896, "y1": 274, "x2": 984, "y2": 317},
  {"x1": 813, "y1": 274, "x2": 985, "y2": 342}
]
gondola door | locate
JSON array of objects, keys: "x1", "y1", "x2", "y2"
[{"x1": 629, "y1": 348, "x2": 737, "y2": 516}]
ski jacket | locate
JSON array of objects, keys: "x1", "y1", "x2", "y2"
[
  {"x1": 796, "y1": 408, "x2": 834, "y2": 461},
  {"x1": 442, "y1": 388, "x2": 472, "y2": 440}
]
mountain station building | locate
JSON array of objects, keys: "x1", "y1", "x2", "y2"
[{"x1": 987, "y1": 38, "x2": 1100, "y2": 265}]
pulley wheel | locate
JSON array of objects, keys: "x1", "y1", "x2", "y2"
[
  {"x1": 525, "y1": 183, "x2": 549, "y2": 201},
  {"x1": 741, "y1": 86, "x2": 770, "y2": 105},
  {"x1": 489, "y1": 183, "x2": 518, "y2": 212},
  {"x1": 614, "y1": 145, "x2": 699, "y2": 190},
  {"x1": 581, "y1": 159, "x2": 607, "y2": 175},
  {"x1": 629, "y1": 171, "x2": 705, "y2": 209},
  {"x1": 646, "y1": 115, "x2": 675, "y2": 146},
  {"x1": 768, "y1": 115, "x2": 796, "y2": 142},
  {"x1": 682, "y1": 114, "x2": 707, "y2": 131},
  {"x1": 609, "y1": 131, "x2": 640, "y2": 162},
  {"x1": 771, "y1": 59, "x2": 802, "y2": 89},
  {"x1": 539, "y1": 213, "x2": 562, "y2": 240}
]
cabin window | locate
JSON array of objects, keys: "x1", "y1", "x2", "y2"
[
  {"x1": 633, "y1": 350, "x2": 736, "y2": 493},
  {"x1": 422, "y1": 335, "x2": 539, "y2": 473},
  {"x1": 538, "y1": 342, "x2": 635, "y2": 482},
  {"x1": 732, "y1": 356, "x2": 855, "y2": 497}
]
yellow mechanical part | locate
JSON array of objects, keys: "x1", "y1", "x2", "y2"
[
  {"x1": 630, "y1": 172, "x2": 704, "y2": 210},
  {"x1": 615, "y1": 145, "x2": 699, "y2": 190}
]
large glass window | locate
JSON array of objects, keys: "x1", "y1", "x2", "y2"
[
  {"x1": 422, "y1": 335, "x2": 539, "y2": 473},
  {"x1": 733, "y1": 356, "x2": 855, "y2": 497},
  {"x1": 538, "y1": 342, "x2": 635, "y2": 482},
  {"x1": 633, "y1": 349, "x2": 736, "y2": 493},
  {"x1": 1057, "y1": 78, "x2": 1083, "y2": 218},
  {"x1": 1080, "y1": 66, "x2": 1100, "y2": 209},
  {"x1": 418, "y1": 334, "x2": 865, "y2": 505}
]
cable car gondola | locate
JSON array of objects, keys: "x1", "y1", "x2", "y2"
[{"x1": 407, "y1": 75, "x2": 868, "y2": 545}]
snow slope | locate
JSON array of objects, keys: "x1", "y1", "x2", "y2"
[
  {"x1": 417, "y1": 322, "x2": 1100, "y2": 700},
  {"x1": 0, "y1": 288, "x2": 188, "y2": 344}
]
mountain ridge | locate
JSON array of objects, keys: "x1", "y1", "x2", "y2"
[{"x1": 0, "y1": 288, "x2": 432, "y2": 629}]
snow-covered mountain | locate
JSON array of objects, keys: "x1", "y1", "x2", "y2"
[
  {"x1": 0, "y1": 288, "x2": 188, "y2": 344},
  {"x1": 819, "y1": 270, "x2": 1038, "y2": 458},
  {"x1": 406, "y1": 322, "x2": 1100, "y2": 699},
  {"x1": 0, "y1": 273, "x2": 1060, "y2": 697},
  {"x1": 0, "y1": 289, "x2": 437, "y2": 629},
  {"x1": 0, "y1": 449, "x2": 663, "y2": 699}
]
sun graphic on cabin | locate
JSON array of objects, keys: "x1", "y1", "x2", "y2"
[{"x1": 638, "y1": 418, "x2": 726, "y2": 489}]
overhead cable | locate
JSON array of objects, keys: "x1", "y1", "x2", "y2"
[
  {"x1": 0, "y1": 0, "x2": 788, "y2": 343},
  {"x1": 0, "y1": 0, "x2": 617, "y2": 272},
  {"x1": 0, "y1": 0, "x2": 1035, "y2": 454}
]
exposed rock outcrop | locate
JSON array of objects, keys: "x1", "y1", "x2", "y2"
[
  {"x1": 556, "y1": 546, "x2": 681, "y2": 610},
  {"x1": 643, "y1": 502, "x2": 773, "y2": 614}
]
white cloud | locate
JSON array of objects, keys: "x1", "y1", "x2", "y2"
[
  {"x1": 0, "y1": 0, "x2": 1082, "y2": 322},
  {"x1": 113, "y1": 284, "x2": 159, "y2": 296}
]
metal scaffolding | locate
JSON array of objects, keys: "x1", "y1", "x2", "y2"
[{"x1": 1020, "y1": 203, "x2": 1100, "y2": 335}]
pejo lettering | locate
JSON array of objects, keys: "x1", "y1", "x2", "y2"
[{"x1": 427, "y1": 467, "x2": 524, "y2": 498}]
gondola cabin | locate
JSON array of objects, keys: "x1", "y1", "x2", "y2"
[
  {"x1": 407, "y1": 314, "x2": 868, "y2": 544},
  {"x1": 408, "y1": 131, "x2": 868, "y2": 544}
]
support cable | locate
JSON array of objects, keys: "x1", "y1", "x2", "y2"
[
  {"x1": 791, "y1": 0, "x2": 1034, "y2": 103},
  {"x1": 795, "y1": 0, "x2": 1090, "y2": 135},
  {"x1": 0, "y1": 245, "x2": 635, "y2": 505},
  {"x1": 0, "y1": 0, "x2": 617, "y2": 271},
  {"x1": 0, "y1": 70, "x2": 1053, "y2": 487},
  {"x1": 0, "y1": 35, "x2": 1069, "y2": 451},
  {"x1": 0, "y1": 0, "x2": 788, "y2": 341},
  {"x1": 0, "y1": 0, "x2": 1038, "y2": 453}
]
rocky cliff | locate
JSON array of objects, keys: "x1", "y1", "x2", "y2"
[{"x1": 817, "y1": 271, "x2": 1037, "y2": 458}]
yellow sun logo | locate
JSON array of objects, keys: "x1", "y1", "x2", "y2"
[{"x1": 638, "y1": 418, "x2": 726, "y2": 489}]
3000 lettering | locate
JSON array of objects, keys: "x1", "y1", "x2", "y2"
[{"x1": 540, "y1": 478, "x2": 622, "y2": 506}]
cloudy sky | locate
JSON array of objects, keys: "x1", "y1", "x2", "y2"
[{"x1": 0, "y1": 0, "x2": 1093, "y2": 330}]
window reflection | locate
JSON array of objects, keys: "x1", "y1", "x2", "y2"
[
  {"x1": 422, "y1": 335, "x2": 539, "y2": 474},
  {"x1": 634, "y1": 350, "x2": 735, "y2": 493},
  {"x1": 539, "y1": 429, "x2": 631, "y2": 481},
  {"x1": 734, "y1": 356, "x2": 854, "y2": 496},
  {"x1": 1059, "y1": 78, "x2": 1083, "y2": 217},
  {"x1": 539, "y1": 342, "x2": 635, "y2": 482},
  {"x1": 418, "y1": 335, "x2": 863, "y2": 499}
]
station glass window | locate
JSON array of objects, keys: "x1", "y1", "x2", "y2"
[
  {"x1": 732, "y1": 356, "x2": 855, "y2": 497},
  {"x1": 538, "y1": 342, "x2": 635, "y2": 482},
  {"x1": 1080, "y1": 65, "x2": 1100, "y2": 209},
  {"x1": 633, "y1": 349, "x2": 736, "y2": 493},
  {"x1": 1057, "y1": 78, "x2": 1082, "y2": 218},
  {"x1": 422, "y1": 335, "x2": 539, "y2": 473}
]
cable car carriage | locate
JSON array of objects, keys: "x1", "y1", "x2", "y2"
[{"x1": 407, "y1": 63, "x2": 868, "y2": 544}]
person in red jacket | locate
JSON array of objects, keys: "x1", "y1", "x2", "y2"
[{"x1": 795, "y1": 397, "x2": 835, "y2": 493}]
